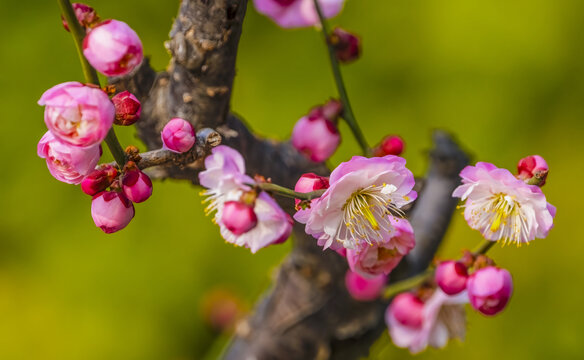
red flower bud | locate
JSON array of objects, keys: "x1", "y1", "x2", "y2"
[
  {"x1": 112, "y1": 91, "x2": 141, "y2": 126},
  {"x1": 331, "y1": 28, "x2": 361, "y2": 64}
]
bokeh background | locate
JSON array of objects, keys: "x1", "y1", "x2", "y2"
[{"x1": 0, "y1": 0, "x2": 582, "y2": 359}]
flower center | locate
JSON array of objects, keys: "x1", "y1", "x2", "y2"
[{"x1": 337, "y1": 184, "x2": 403, "y2": 248}]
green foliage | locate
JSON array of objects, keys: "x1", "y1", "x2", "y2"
[{"x1": 0, "y1": 0, "x2": 582, "y2": 359}]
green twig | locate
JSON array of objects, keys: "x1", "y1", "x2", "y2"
[
  {"x1": 57, "y1": 0, "x2": 127, "y2": 166},
  {"x1": 312, "y1": 0, "x2": 370, "y2": 156},
  {"x1": 254, "y1": 182, "x2": 326, "y2": 201}
]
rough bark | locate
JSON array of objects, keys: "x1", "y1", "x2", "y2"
[{"x1": 111, "y1": 1, "x2": 470, "y2": 359}]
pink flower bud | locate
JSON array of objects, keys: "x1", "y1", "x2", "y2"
[
  {"x1": 81, "y1": 164, "x2": 118, "y2": 195},
  {"x1": 161, "y1": 118, "x2": 196, "y2": 153},
  {"x1": 373, "y1": 135, "x2": 405, "y2": 157},
  {"x1": 122, "y1": 169, "x2": 153, "y2": 203},
  {"x1": 37, "y1": 131, "x2": 101, "y2": 184},
  {"x1": 221, "y1": 201, "x2": 258, "y2": 235},
  {"x1": 38, "y1": 82, "x2": 115, "y2": 147},
  {"x1": 62, "y1": 3, "x2": 99, "y2": 32},
  {"x1": 318, "y1": 99, "x2": 343, "y2": 121},
  {"x1": 82, "y1": 19, "x2": 143, "y2": 77},
  {"x1": 386, "y1": 293, "x2": 425, "y2": 328},
  {"x1": 112, "y1": 91, "x2": 141, "y2": 125},
  {"x1": 91, "y1": 191, "x2": 135, "y2": 234},
  {"x1": 467, "y1": 266, "x2": 513, "y2": 316},
  {"x1": 294, "y1": 173, "x2": 329, "y2": 206},
  {"x1": 291, "y1": 114, "x2": 340, "y2": 162},
  {"x1": 435, "y1": 261, "x2": 468, "y2": 295},
  {"x1": 345, "y1": 270, "x2": 386, "y2": 301},
  {"x1": 332, "y1": 28, "x2": 361, "y2": 64},
  {"x1": 517, "y1": 155, "x2": 549, "y2": 186}
]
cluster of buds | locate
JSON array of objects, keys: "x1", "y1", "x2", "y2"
[
  {"x1": 434, "y1": 254, "x2": 513, "y2": 316},
  {"x1": 291, "y1": 99, "x2": 343, "y2": 162}
]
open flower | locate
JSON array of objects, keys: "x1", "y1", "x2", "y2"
[
  {"x1": 253, "y1": 0, "x2": 345, "y2": 28},
  {"x1": 346, "y1": 216, "x2": 415, "y2": 278},
  {"x1": 453, "y1": 162, "x2": 556, "y2": 246},
  {"x1": 296, "y1": 155, "x2": 417, "y2": 250},
  {"x1": 386, "y1": 289, "x2": 468, "y2": 354},
  {"x1": 199, "y1": 146, "x2": 293, "y2": 253}
]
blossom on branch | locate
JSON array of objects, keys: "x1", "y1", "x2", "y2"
[
  {"x1": 296, "y1": 155, "x2": 417, "y2": 250},
  {"x1": 38, "y1": 82, "x2": 114, "y2": 147},
  {"x1": 37, "y1": 131, "x2": 101, "y2": 184},
  {"x1": 386, "y1": 289, "x2": 468, "y2": 354},
  {"x1": 199, "y1": 146, "x2": 293, "y2": 253},
  {"x1": 253, "y1": 0, "x2": 345, "y2": 28},
  {"x1": 453, "y1": 162, "x2": 556, "y2": 246},
  {"x1": 346, "y1": 216, "x2": 415, "y2": 278}
]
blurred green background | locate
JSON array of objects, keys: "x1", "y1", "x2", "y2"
[{"x1": 0, "y1": 0, "x2": 582, "y2": 359}]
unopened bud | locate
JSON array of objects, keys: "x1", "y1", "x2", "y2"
[
  {"x1": 62, "y1": 3, "x2": 99, "y2": 32},
  {"x1": 112, "y1": 91, "x2": 141, "y2": 126},
  {"x1": 91, "y1": 191, "x2": 135, "y2": 233},
  {"x1": 345, "y1": 270, "x2": 386, "y2": 301},
  {"x1": 81, "y1": 164, "x2": 118, "y2": 196},
  {"x1": 291, "y1": 113, "x2": 340, "y2": 162},
  {"x1": 320, "y1": 99, "x2": 343, "y2": 121},
  {"x1": 221, "y1": 201, "x2": 258, "y2": 235},
  {"x1": 122, "y1": 164, "x2": 153, "y2": 203},
  {"x1": 294, "y1": 173, "x2": 329, "y2": 208},
  {"x1": 467, "y1": 266, "x2": 513, "y2": 316},
  {"x1": 435, "y1": 261, "x2": 468, "y2": 295},
  {"x1": 373, "y1": 135, "x2": 405, "y2": 157},
  {"x1": 161, "y1": 118, "x2": 196, "y2": 153},
  {"x1": 331, "y1": 28, "x2": 361, "y2": 64},
  {"x1": 386, "y1": 293, "x2": 425, "y2": 328},
  {"x1": 517, "y1": 155, "x2": 548, "y2": 186}
]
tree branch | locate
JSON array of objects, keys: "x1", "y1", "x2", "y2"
[{"x1": 110, "y1": 1, "x2": 470, "y2": 359}]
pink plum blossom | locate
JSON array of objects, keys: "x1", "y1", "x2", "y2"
[
  {"x1": 291, "y1": 113, "x2": 340, "y2": 162},
  {"x1": 199, "y1": 145, "x2": 293, "y2": 253},
  {"x1": 38, "y1": 82, "x2": 115, "y2": 147},
  {"x1": 83, "y1": 19, "x2": 143, "y2": 77},
  {"x1": 37, "y1": 131, "x2": 101, "y2": 185},
  {"x1": 517, "y1": 155, "x2": 548, "y2": 186},
  {"x1": 112, "y1": 91, "x2": 141, "y2": 125},
  {"x1": 296, "y1": 155, "x2": 417, "y2": 250},
  {"x1": 386, "y1": 289, "x2": 468, "y2": 354},
  {"x1": 346, "y1": 216, "x2": 415, "y2": 278},
  {"x1": 344, "y1": 270, "x2": 386, "y2": 301},
  {"x1": 122, "y1": 168, "x2": 153, "y2": 203},
  {"x1": 452, "y1": 162, "x2": 556, "y2": 245},
  {"x1": 253, "y1": 0, "x2": 345, "y2": 28},
  {"x1": 435, "y1": 261, "x2": 468, "y2": 295},
  {"x1": 467, "y1": 266, "x2": 513, "y2": 316},
  {"x1": 161, "y1": 118, "x2": 196, "y2": 153},
  {"x1": 91, "y1": 191, "x2": 135, "y2": 233}
]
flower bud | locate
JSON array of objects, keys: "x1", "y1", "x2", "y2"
[
  {"x1": 81, "y1": 164, "x2": 118, "y2": 196},
  {"x1": 291, "y1": 113, "x2": 340, "y2": 162},
  {"x1": 221, "y1": 201, "x2": 258, "y2": 235},
  {"x1": 294, "y1": 173, "x2": 329, "y2": 206},
  {"x1": 387, "y1": 293, "x2": 425, "y2": 328},
  {"x1": 345, "y1": 270, "x2": 386, "y2": 301},
  {"x1": 82, "y1": 19, "x2": 143, "y2": 77},
  {"x1": 331, "y1": 28, "x2": 361, "y2": 64},
  {"x1": 37, "y1": 131, "x2": 101, "y2": 185},
  {"x1": 38, "y1": 82, "x2": 114, "y2": 147},
  {"x1": 435, "y1": 261, "x2": 468, "y2": 295},
  {"x1": 112, "y1": 91, "x2": 141, "y2": 125},
  {"x1": 319, "y1": 99, "x2": 343, "y2": 121},
  {"x1": 91, "y1": 191, "x2": 135, "y2": 233},
  {"x1": 122, "y1": 166, "x2": 152, "y2": 203},
  {"x1": 62, "y1": 3, "x2": 99, "y2": 32},
  {"x1": 517, "y1": 155, "x2": 548, "y2": 186},
  {"x1": 161, "y1": 118, "x2": 196, "y2": 153},
  {"x1": 467, "y1": 266, "x2": 513, "y2": 316},
  {"x1": 373, "y1": 135, "x2": 405, "y2": 157}
]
